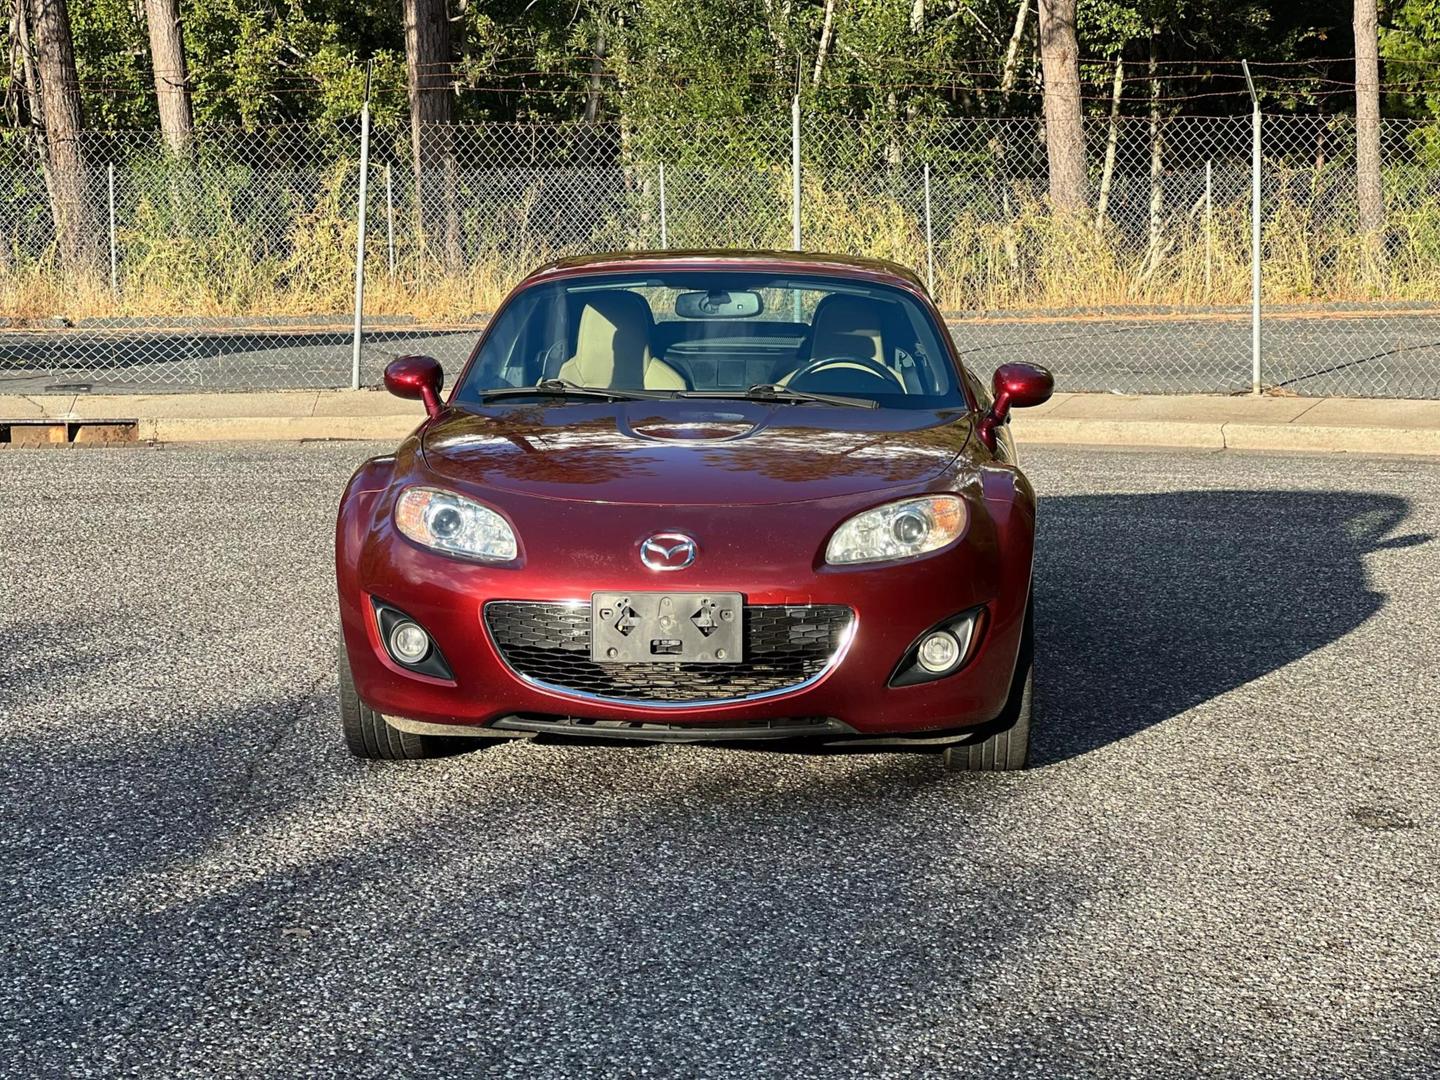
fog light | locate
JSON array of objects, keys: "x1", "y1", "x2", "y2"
[
  {"x1": 388, "y1": 620, "x2": 430, "y2": 664},
  {"x1": 917, "y1": 630, "x2": 961, "y2": 674}
]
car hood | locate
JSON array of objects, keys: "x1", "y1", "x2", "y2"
[{"x1": 420, "y1": 401, "x2": 972, "y2": 506}]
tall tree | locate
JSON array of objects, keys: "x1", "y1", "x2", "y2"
[
  {"x1": 403, "y1": 0, "x2": 460, "y2": 267},
  {"x1": 404, "y1": 0, "x2": 454, "y2": 156},
  {"x1": 1143, "y1": 24, "x2": 1165, "y2": 272},
  {"x1": 1038, "y1": 0, "x2": 1087, "y2": 212},
  {"x1": 759, "y1": 0, "x2": 792, "y2": 79},
  {"x1": 585, "y1": 26, "x2": 607, "y2": 123},
  {"x1": 142, "y1": 0, "x2": 194, "y2": 153},
  {"x1": 998, "y1": 0, "x2": 1029, "y2": 103},
  {"x1": 1094, "y1": 56, "x2": 1124, "y2": 228},
  {"x1": 1355, "y1": 0, "x2": 1384, "y2": 235},
  {"x1": 812, "y1": 0, "x2": 837, "y2": 87},
  {"x1": 26, "y1": 0, "x2": 92, "y2": 272}
]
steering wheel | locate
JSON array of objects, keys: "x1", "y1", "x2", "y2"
[{"x1": 786, "y1": 354, "x2": 906, "y2": 392}]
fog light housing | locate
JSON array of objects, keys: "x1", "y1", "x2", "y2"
[
  {"x1": 890, "y1": 608, "x2": 982, "y2": 687},
  {"x1": 917, "y1": 630, "x2": 961, "y2": 674},
  {"x1": 388, "y1": 620, "x2": 430, "y2": 664},
  {"x1": 371, "y1": 599, "x2": 454, "y2": 680}
]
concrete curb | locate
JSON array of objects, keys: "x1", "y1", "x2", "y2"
[
  {"x1": 1221, "y1": 422, "x2": 1440, "y2": 455},
  {"x1": 4, "y1": 390, "x2": 1440, "y2": 456},
  {"x1": 1016, "y1": 418, "x2": 1440, "y2": 455},
  {"x1": 142, "y1": 416, "x2": 422, "y2": 443},
  {"x1": 1018, "y1": 419, "x2": 1227, "y2": 450}
]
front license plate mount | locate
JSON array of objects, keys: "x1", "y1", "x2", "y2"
[{"x1": 591, "y1": 592, "x2": 743, "y2": 664}]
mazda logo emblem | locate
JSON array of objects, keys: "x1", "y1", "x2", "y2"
[{"x1": 640, "y1": 532, "x2": 697, "y2": 571}]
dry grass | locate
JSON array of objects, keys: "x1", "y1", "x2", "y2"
[{"x1": 4, "y1": 170, "x2": 1440, "y2": 322}]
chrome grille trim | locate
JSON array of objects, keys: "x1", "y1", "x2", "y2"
[{"x1": 484, "y1": 601, "x2": 856, "y2": 708}]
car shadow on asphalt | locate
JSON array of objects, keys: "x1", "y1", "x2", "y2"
[
  {"x1": 1032, "y1": 488, "x2": 1431, "y2": 764},
  {"x1": 533, "y1": 487, "x2": 1431, "y2": 769},
  {"x1": 520, "y1": 487, "x2": 1431, "y2": 770}
]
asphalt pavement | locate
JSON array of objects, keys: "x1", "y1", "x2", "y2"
[
  {"x1": 1, "y1": 443, "x2": 1437, "y2": 1078},
  {"x1": 2, "y1": 309, "x2": 1439, "y2": 397}
]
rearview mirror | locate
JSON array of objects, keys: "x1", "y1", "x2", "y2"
[
  {"x1": 384, "y1": 355, "x2": 445, "y2": 418},
  {"x1": 978, "y1": 363, "x2": 1054, "y2": 450},
  {"x1": 675, "y1": 289, "x2": 764, "y2": 319}
]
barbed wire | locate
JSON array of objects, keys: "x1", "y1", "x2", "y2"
[
  {"x1": 89, "y1": 56, "x2": 1440, "y2": 81},
  {"x1": 64, "y1": 79, "x2": 1440, "y2": 105},
  {"x1": 35, "y1": 52, "x2": 1440, "y2": 121}
]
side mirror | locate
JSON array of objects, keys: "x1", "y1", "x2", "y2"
[
  {"x1": 978, "y1": 363, "x2": 1054, "y2": 450},
  {"x1": 384, "y1": 355, "x2": 445, "y2": 418}
]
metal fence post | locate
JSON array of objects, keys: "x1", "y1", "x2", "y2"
[
  {"x1": 350, "y1": 67, "x2": 372, "y2": 392},
  {"x1": 385, "y1": 162, "x2": 396, "y2": 278},
  {"x1": 923, "y1": 162, "x2": 935, "y2": 295},
  {"x1": 791, "y1": 95, "x2": 802, "y2": 250},
  {"x1": 659, "y1": 162, "x2": 668, "y2": 249},
  {"x1": 1201, "y1": 159, "x2": 1212, "y2": 296},
  {"x1": 1243, "y1": 61, "x2": 1262, "y2": 395},
  {"x1": 107, "y1": 162, "x2": 117, "y2": 297}
]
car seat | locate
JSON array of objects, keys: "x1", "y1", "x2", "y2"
[{"x1": 557, "y1": 291, "x2": 687, "y2": 390}]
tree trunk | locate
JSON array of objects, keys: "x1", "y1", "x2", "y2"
[
  {"x1": 142, "y1": 0, "x2": 193, "y2": 154},
  {"x1": 1038, "y1": 0, "x2": 1086, "y2": 213},
  {"x1": 760, "y1": 0, "x2": 792, "y2": 78},
  {"x1": 904, "y1": 0, "x2": 922, "y2": 133},
  {"x1": 585, "y1": 27, "x2": 607, "y2": 123},
  {"x1": 1144, "y1": 30, "x2": 1164, "y2": 271},
  {"x1": 990, "y1": 0, "x2": 1029, "y2": 197},
  {"x1": 886, "y1": 90, "x2": 901, "y2": 166},
  {"x1": 12, "y1": 1, "x2": 50, "y2": 171},
  {"x1": 998, "y1": 0, "x2": 1029, "y2": 102},
  {"x1": 1354, "y1": 0, "x2": 1383, "y2": 236},
  {"x1": 1094, "y1": 55, "x2": 1124, "y2": 229},
  {"x1": 11, "y1": 0, "x2": 53, "y2": 272},
  {"x1": 403, "y1": 0, "x2": 459, "y2": 270},
  {"x1": 27, "y1": 0, "x2": 93, "y2": 274},
  {"x1": 812, "y1": 0, "x2": 837, "y2": 87}
]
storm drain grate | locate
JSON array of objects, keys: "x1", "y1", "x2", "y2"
[{"x1": 0, "y1": 419, "x2": 139, "y2": 447}]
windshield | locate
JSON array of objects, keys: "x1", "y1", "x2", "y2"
[{"x1": 452, "y1": 270, "x2": 965, "y2": 411}]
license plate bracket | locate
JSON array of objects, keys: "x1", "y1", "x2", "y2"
[{"x1": 591, "y1": 592, "x2": 743, "y2": 664}]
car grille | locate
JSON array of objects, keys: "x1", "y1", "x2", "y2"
[{"x1": 484, "y1": 601, "x2": 853, "y2": 705}]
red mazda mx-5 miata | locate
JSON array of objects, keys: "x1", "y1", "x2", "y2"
[{"x1": 335, "y1": 251, "x2": 1052, "y2": 770}]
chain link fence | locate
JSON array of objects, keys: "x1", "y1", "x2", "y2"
[{"x1": 1, "y1": 113, "x2": 1437, "y2": 397}]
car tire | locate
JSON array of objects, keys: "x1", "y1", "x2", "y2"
[
  {"x1": 942, "y1": 598, "x2": 1033, "y2": 773},
  {"x1": 337, "y1": 644, "x2": 457, "y2": 760}
]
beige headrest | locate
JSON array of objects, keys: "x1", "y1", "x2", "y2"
[
  {"x1": 568, "y1": 291, "x2": 654, "y2": 386},
  {"x1": 809, "y1": 295, "x2": 888, "y2": 363}
]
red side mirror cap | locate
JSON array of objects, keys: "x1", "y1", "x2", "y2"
[
  {"x1": 993, "y1": 362, "x2": 1054, "y2": 410},
  {"x1": 384, "y1": 355, "x2": 445, "y2": 417},
  {"x1": 978, "y1": 363, "x2": 1054, "y2": 450}
]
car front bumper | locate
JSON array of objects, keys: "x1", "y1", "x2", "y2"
[{"x1": 337, "y1": 495, "x2": 1034, "y2": 739}]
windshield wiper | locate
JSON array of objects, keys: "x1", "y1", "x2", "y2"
[
  {"x1": 678, "y1": 384, "x2": 879, "y2": 409},
  {"x1": 475, "y1": 379, "x2": 675, "y2": 403}
]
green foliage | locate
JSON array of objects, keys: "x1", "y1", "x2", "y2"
[
  {"x1": 0, "y1": 0, "x2": 1416, "y2": 135},
  {"x1": 70, "y1": 0, "x2": 154, "y2": 128},
  {"x1": 1383, "y1": 0, "x2": 1440, "y2": 158}
]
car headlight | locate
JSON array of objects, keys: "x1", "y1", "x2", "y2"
[
  {"x1": 825, "y1": 495, "x2": 967, "y2": 566},
  {"x1": 394, "y1": 487, "x2": 518, "y2": 562}
]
